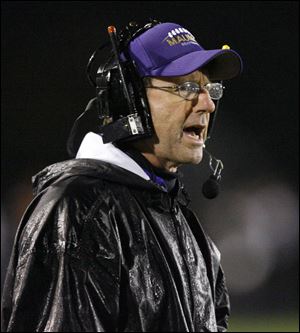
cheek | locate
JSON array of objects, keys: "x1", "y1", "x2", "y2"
[
  {"x1": 148, "y1": 102, "x2": 171, "y2": 132},
  {"x1": 151, "y1": 111, "x2": 183, "y2": 143},
  {"x1": 147, "y1": 91, "x2": 189, "y2": 141},
  {"x1": 149, "y1": 104, "x2": 184, "y2": 133}
]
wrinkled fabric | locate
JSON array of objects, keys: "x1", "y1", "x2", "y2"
[{"x1": 1, "y1": 159, "x2": 230, "y2": 332}]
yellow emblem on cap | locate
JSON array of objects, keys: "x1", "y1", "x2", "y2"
[{"x1": 222, "y1": 44, "x2": 230, "y2": 50}]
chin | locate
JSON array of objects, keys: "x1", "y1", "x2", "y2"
[
  {"x1": 189, "y1": 155, "x2": 203, "y2": 165},
  {"x1": 179, "y1": 150, "x2": 204, "y2": 165}
]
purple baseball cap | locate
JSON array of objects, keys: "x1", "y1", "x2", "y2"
[{"x1": 126, "y1": 22, "x2": 243, "y2": 80}]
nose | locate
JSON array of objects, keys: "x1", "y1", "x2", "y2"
[{"x1": 192, "y1": 89, "x2": 216, "y2": 114}]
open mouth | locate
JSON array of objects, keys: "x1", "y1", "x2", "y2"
[{"x1": 183, "y1": 126, "x2": 203, "y2": 140}]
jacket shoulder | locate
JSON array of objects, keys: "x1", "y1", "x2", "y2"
[
  {"x1": 15, "y1": 170, "x2": 123, "y2": 268},
  {"x1": 2, "y1": 172, "x2": 122, "y2": 332}
]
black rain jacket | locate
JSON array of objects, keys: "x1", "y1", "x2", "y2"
[{"x1": 1, "y1": 158, "x2": 230, "y2": 332}]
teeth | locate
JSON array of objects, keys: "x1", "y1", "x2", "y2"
[{"x1": 186, "y1": 132, "x2": 200, "y2": 139}]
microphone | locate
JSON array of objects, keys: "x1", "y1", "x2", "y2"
[{"x1": 202, "y1": 148, "x2": 224, "y2": 199}]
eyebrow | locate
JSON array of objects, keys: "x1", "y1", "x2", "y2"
[{"x1": 177, "y1": 78, "x2": 211, "y2": 85}]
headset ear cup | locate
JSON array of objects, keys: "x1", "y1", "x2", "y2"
[
  {"x1": 96, "y1": 64, "x2": 130, "y2": 123},
  {"x1": 107, "y1": 67, "x2": 131, "y2": 120}
]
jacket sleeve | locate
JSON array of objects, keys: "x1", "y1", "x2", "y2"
[
  {"x1": 215, "y1": 264, "x2": 230, "y2": 332},
  {"x1": 180, "y1": 205, "x2": 231, "y2": 331},
  {"x1": 1, "y1": 184, "x2": 122, "y2": 332},
  {"x1": 205, "y1": 236, "x2": 230, "y2": 332}
]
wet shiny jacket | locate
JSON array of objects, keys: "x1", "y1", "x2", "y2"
[{"x1": 1, "y1": 159, "x2": 230, "y2": 332}]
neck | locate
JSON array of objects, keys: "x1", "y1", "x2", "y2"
[
  {"x1": 120, "y1": 140, "x2": 180, "y2": 173},
  {"x1": 140, "y1": 152, "x2": 179, "y2": 173}
]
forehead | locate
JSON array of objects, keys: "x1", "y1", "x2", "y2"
[{"x1": 153, "y1": 70, "x2": 210, "y2": 85}]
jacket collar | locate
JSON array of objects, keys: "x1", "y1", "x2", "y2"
[{"x1": 76, "y1": 132, "x2": 150, "y2": 181}]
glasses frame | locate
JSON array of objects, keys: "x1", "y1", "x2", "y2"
[{"x1": 145, "y1": 81, "x2": 224, "y2": 101}]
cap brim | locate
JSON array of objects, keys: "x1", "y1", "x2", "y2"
[{"x1": 147, "y1": 49, "x2": 243, "y2": 80}]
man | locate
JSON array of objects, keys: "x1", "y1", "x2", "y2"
[{"x1": 1, "y1": 21, "x2": 242, "y2": 332}]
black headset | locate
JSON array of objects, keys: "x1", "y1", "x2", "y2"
[{"x1": 67, "y1": 19, "x2": 161, "y2": 157}]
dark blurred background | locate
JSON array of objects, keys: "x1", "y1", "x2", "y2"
[{"x1": 1, "y1": 1, "x2": 299, "y2": 331}]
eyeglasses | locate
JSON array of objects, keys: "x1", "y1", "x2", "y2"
[{"x1": 145, "y1": 81, "x2": 224, "y2": 101}]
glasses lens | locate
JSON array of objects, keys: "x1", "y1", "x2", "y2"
[
  {"x1": 178, "y1": 82, "x2": 200, "y2": 100},
  {"x1": 205, "y1": 83, "x2": 223, "y2": 100}
]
